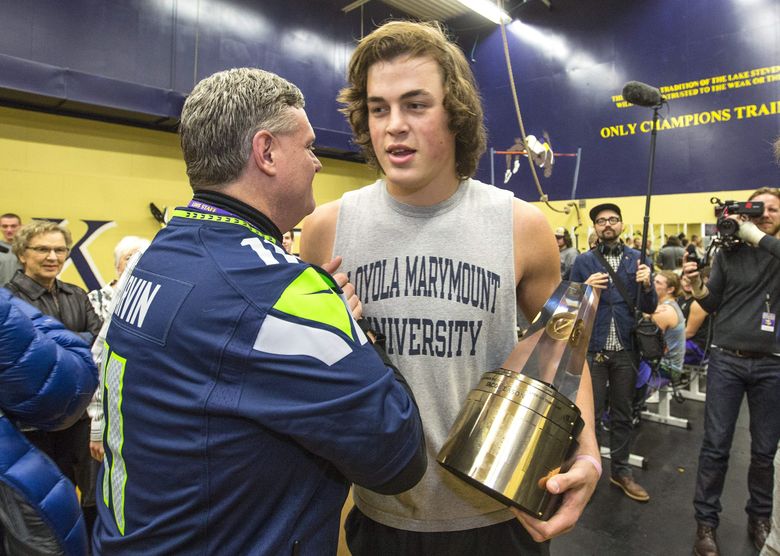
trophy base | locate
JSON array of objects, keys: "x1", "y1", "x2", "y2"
[
  {"x1": 437, "y1": 370, "x2": 583, "y2": 520},
  {"x1": 438, "y1": 461, "x2": 567, "y2": 520}
]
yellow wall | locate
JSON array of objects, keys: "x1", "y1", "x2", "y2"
[{"x1": 0, "y1": 106, "x2": 376, "y2": 289}]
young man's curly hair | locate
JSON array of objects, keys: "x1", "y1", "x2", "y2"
[{"x1": 338, "y1": 20, "x2": 487, "y2": 179}]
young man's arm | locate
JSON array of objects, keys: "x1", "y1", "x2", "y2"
[
  {"x1": 299, "y1": 199, "x2": 427, "y2": 492},
  {"x1": 300, "y1": 200, "x2": 365, "y2": 319},
  {"x1": 650, "y1": 303, "x2": 675, "y2": 332},
  {"x1": 509, "y1": 199, "x2": 600, "y2": 542},
  {"x1": 299, "y1": 200, "x2": 341, "y2": 266},
  {"x1": 685, "y1": 301, "x2": 709, "y2": 339}
]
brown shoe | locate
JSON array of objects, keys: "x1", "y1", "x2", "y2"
[
  {"x1": 609, "y1": 475, "x2": 649, "y2": 502},
  {"x1": 748, "y1": 516, "x2": 771, "y2": 551},
  {"x1": 693, "y1": 524, "x2": 719, "y2": 556}
]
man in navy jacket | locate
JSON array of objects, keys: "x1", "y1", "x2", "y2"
[
  {"x1": 93, "y1": 68, "x2": 426, "y2": 556},
  {"x1": 570, "y1": 203, "x2": 656, "y2": 503}
]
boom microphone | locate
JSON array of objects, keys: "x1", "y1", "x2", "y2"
[{"x1": 622, "y1": 81, "x2": 665, "y2": 107}]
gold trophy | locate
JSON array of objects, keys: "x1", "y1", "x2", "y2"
[{"x1": 437, "y1": 281, "x2": 598, "y2": 519}]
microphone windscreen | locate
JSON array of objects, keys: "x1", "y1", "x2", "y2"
[{"x1": 622, "y1": 81, "x2": 663, "y2": 107}]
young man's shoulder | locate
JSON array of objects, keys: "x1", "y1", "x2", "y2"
[
  {"x1": 510, "y1": 196, "x2": 553, "y2": 240},
  {"x1": 300, "y1": 180, "x2": 385, "y2": 265},
  {"x1": 300, "y1": 199, "x2": 342, "y2": 266},
  {"x1": 306, "y1": 198, "x2": 342, "y2": 228},
  {"x1": 306, "y1": 180, "x2": 381, "y2": 225},
  {"x1": 510, "y1": 195, "x2": 542, "y2": 217}
]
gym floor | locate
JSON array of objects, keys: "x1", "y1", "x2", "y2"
[{"x1": 554, "y1": 379, "x2": 758, "y2": 555}]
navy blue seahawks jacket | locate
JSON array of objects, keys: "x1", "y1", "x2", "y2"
[
  {"x1": 569, "y1": 246, "x2": 658, "y2": 353},
  {"x1": 0, "y1": 288, "x2": 98, "y2": 556},
  {"x1": 94, "y1": 194, "x2": 425, "y2": 555}
]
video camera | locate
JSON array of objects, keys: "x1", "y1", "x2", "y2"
[
  {"x1": 688, "y1": 198, "x2": 764, "y2": 269},
  {"x1": 705, "y1": 197, "x2": 765, "y2": 253},
  {"x1": 714, "y1": 198, "x2": 764, "y2": 235}
]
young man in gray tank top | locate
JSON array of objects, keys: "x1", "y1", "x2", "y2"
[{"x1": 301, "y1": 20, "x2": 600, "y2": 555}]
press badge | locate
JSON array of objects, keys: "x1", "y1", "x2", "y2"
[{"x1": 762, "y1": 312, "x2": 776, "y2": 333}]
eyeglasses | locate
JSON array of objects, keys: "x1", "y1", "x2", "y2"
[
  {"x1": 594, "y1": 217, "x2": 621, "y2": 226},
  {"x1": 26, "y1": 246, "x2": 70, "y2": 256}
]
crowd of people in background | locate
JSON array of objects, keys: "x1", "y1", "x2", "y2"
[
  {"x1": 556, "y1": 185, "x2": 780, "y2": 556},
  {"x1": 552, "y1": 225, "x2": 731, "y2": 393},
  {"x1": 555, "y1": 225, "x2": 714, "y2": 278}
]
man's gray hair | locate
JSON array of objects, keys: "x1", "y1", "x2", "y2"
[{"x1": 180, "y1": 68, "x2": 305, "y2": 189}]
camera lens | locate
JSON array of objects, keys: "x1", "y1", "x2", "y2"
[{"x1": 717, "y1": 217, "x2": 739, "y2": 237}]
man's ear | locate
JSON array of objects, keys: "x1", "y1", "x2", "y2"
[{"x1": 252, "y1": 130, "x2": 277, "y2": 177}]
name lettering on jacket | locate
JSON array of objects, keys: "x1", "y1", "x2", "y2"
[{"x1": 113, "y1": 275, "x2": 162, "y2": 328}]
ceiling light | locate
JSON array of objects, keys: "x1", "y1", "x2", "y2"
[{"x1": 455, "y1": 0, "x2": 512, "y2": 24}]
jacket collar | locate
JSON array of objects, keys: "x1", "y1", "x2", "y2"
[
  {"x1": 10, "y1": 271, "x2": 67, "y2": 300},
  {"x1": 192, "y1": 190, "x2": 283, "y2": 246}
]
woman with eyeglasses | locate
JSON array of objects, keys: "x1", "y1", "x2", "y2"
[{"x1": 5, "y1": 219, "x2": 103, "y2": 539}]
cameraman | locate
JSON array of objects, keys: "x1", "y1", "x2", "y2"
[{"x1": 684, "y1": 187, "x2": 780, "y2": 556}]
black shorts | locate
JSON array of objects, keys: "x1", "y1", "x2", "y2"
[{"x1": 345, "y1": 506, "x2": 550, "y2": 556}]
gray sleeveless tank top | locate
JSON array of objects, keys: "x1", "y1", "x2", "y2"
[
  {"x1": 661, "y1": 299, "x2": 685, "y2": 372},
  {"x1": 333, "y1": 178, "x2": 518, "y2": 532}
]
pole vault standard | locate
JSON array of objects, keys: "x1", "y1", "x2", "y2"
[
  {"x1": 489, "y1": 148, "x2": 584, "y2": 250},
  {"x1": 489, "y1": 148, "x2": 581, "y2": 188}
]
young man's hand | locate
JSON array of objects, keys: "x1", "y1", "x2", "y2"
[{"x1": 510, "y1": 457, "x2": 600, "y2": 541}]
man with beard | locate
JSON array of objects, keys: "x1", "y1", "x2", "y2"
[
  {"x1": 570, "y1": 203, "x2": 656, "y2": 502},
  {"x1": 683, "y1": 186, "x2": 780, "y2": 556}
]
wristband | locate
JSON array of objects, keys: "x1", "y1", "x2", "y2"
[
  {"x1": 691, "y1": 284, "x2": 710, "y2": 301},
  {"x1": 575, "y1": 454, "x2": 602, "y2": 478},
  {"x1": 737, "y1": 220, "x2": 765, "y2": 246}
]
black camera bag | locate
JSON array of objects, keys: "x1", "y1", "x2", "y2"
[{"x1": 632, "y1": 315, "x2": 666, "y2": 363}]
